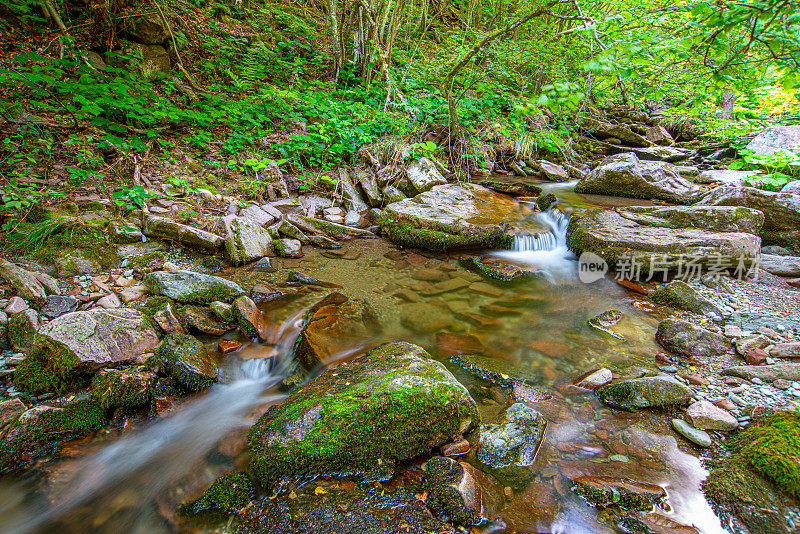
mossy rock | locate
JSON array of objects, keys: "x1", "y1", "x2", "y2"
[
  {"x1": 650, "y1": 280, "x2": 723, "y2": 316},
  {"x1": 450, "y1": 354, "x2": 546, "y2": 395},
  {"x1": 0, "y1": 395, "x2": 107, "y2": 472},
  {"x1": 152, "y1": 333, "x2": 218, "y2": 391},
  {"x1": 143, "y1": 270, "x2": 244, "y2": 304},
  {"x1": 91, "y1": 368, "x2": 157, "y2": 410},
  {"x1": 423, "y1": 456, "x2": 482, "y2": 526},
  {"x1": 8, "y1": 309, "x2": 39, "y2": 351},
  {"x1": 13, "y1": 309, "x2": 159, "y2": 395},
  {"x1": 740, "y1": 412, "x2": 800, "y2": 499},
  {"x1": 129, "y1": 251, "x2": 165, "y2": 267},
  {"x1": 597, "y1": 375, "x2": 693, "y2": 410},
  {"x1": 247, "y1": 342, "x2": 479, "y2": 485},
  {"x1": 185, "y1": 471, "x2": 254, "y2": 516},
  {"x1": 536, "y1": 192, "x2": 558, "y2": 211}
]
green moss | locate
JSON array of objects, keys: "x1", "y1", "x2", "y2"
[
  {"x1": 137, "y1": 295, "x2": 176, "y2": 317},
  {"x1": 423, "y1": 456, "x2": 481, "y2": 525},
  {"x1": 13, "y1": 341, "x2": 88, "y2": 395},
  {"x1": 0, "y1": 395, "x2": 107, "y2": 472},
  {"x1": 152, "y1": 333, "x2": 218, "y2": 391},
  {"x1": 247, "y1": 342, "x2": 478, "y2": 486},
  {"x1": 270, "y1": 239, "x2": 286, "y2": 255},
  {"x1": 704, "y1": 459, "x2": 789, "y2": 534},
  {"x1": 378, "y1": 216, "x2": 512, "y2": 253},
  {"x1": 536, "y1": 192, "x2": 557, "y2": 211},
  {"x1": 185, "y1": 471, "x2": 254, "y2": 516},
  {"x1": 8, "y1": 311, "x2": 37, "y2": 350},
  {"x1": 129, "y1": 251, "x2": 165, "y2": 267},
  {"x1": 740, "y1": 413, "x2": 800, "y2": 498}
]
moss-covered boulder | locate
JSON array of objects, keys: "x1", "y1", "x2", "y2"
[
  {"x1": 566, "y1": 205, "x2": 763, "y2": 276},
  {"x1": 574, "y1": 153, "x2": 702, "y2": 203},
  {"x1": 247, "y1": 342, "x2": 479, "y2": 485},
  {"x1": 597, "y1": 375, "x2": 693, "y2": 410},
  {"x1": 379, "y1": 183, "x2": 523, "y2": 252},
  {"x1": 91, "y1": 368, "x2": 157, "y2": 410},
  {"x1": 655, "y1": 318, "x2": 734, "y2": 359},
  {"x1": 0, "y1": 395, "x2": 106, "y2": 472},
  {"x1": 153, "y1": 333, "x2": 218, "y2": 391},
  {"x1": 143, "y1": 270, "x2": 244, "y2": 304},
  {"x1": 231, "y1": 296, "x2": 261, "y2": 338},
  {"x1": 8, "y1": 309, "x2": 39, "y2": 351},
  {"x1": 14, "y1": 308, "x2": 159, "y2": 394},
  {"x1": 650, "y1": 280, "x2": 724, "y2": 316},
  {"x1": 0, "y1": 259, "x2": 46, "y2": 307}
]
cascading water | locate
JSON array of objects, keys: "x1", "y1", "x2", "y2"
[
  {"x1": 492, "y1": 202, "x2": 576, "y2": 280},
  {"x1": 0, "y1": 308, "x2": 309, "y2": 534}
]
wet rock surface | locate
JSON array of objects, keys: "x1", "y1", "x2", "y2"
[
  {"x1": 247, "y1": 342, "x2": 478, "y2": 483},
  {"x1": 144, "y1": 270, "x2": 245, "y2": 303}
]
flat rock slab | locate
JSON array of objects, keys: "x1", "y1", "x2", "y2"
[
  {"x1": 380, "y1": 183, "x2": 537, "y2": 252},
  {"x1": 36, "y1": 308, "x2": 159, "y2": 367},
  {"x1": 0, "y1": 259, "x2": 46, "y2": 306},
  {"x1": 574, "y1": 153, "x2": 702, "y2": 204},
  {"x1": 566, "y1": 205, "x2": 762, "y2": 275},
  {"x1": 697, "y1": 184, "x2": 800, "y2": 249},
  {"x1": 760, "y1": 254, "x2": 800, "y2": 277}
]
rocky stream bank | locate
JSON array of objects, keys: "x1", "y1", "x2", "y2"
[{"x1": 1, "y1": 121, "x2": 800, "y2": 534}]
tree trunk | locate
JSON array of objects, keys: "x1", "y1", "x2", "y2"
[{"x1": 720, "y1": 91, "x2": 736, "y2": 119}]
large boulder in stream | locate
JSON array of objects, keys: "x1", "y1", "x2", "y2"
[
  {"x1": 143, "y1": 270, "x2": 244, "y2": 303},
  {"x1": 379, "y1": 183, "x2": 534, "y2": 252},
  {"x1": 695, "y1": 184, "x2": 800, "y2": 249},
  {"x1": 152, "y1": 333, "x2": 218, "y2": 391},
  {"x1": 14, "y1": 308, "x2": 159, "y2": 394},
  {"x1": 247, "y1": 342, "x2": 479, "y2": 484},
  {"x1": 574, "y1": 153, "x2": 703, "y2": 203},
  {"x1": 566, "y1": 205, "x2": 763, "y2": 275}
]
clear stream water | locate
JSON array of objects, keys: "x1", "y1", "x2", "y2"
[{"x1": 0, "y1": 182, "x2": 728, "y2": 534}]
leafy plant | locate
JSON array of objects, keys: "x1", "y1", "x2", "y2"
[
  {"x1": 730, "y1": 147, "x2": 800, "y2": 191},
  {"x1": 112, "y1": 186, "x2": 157, "y2": 211}
]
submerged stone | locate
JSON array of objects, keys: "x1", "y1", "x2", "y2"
[
  {"x1": 423, "y1": 456, "x2": 503, "y2": 526},
  {"x1": 187, "y1": 471, "x2": 254, "y2": 516},
  {"x1": 597, "y1": 375, "x2": 693, "y2": 410},
  {"x1": 247, "y1": 342, "x2": 479, "y2": 484},
  {"x1": 450, "y1": 354, "x2": 547, "y2": 398},
  {"x1": 294, "y1": 304, "x2": 370, "y2": 368},
  {"x1": 571, "y1": 475, "x2": 666, "y2": 511},
  {"x1": 477, "y1": 403, "x2": 546, "y2": 468}
]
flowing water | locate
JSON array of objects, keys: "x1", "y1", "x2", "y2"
[{"x1": 0, "y1": 182, "x2": 727, "y2": 533}]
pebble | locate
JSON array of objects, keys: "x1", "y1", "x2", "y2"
[
  {"x1": 609, "y1": 454, "x2": 629, "y2": 463},
  {"x1": 659, "y1": 365, "x2": 678, "y2": 373}
]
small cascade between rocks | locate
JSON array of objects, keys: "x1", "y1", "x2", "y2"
[
  {"x1": 492, "y1": 203, "x2": 576, "y2": 280},
  {"x1": 512, "y1": 206, "x2": 570, "y2": 253}
]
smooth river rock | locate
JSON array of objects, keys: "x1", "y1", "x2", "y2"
[
  {"x1": 597, "y1": 375, "x2": 693, "y2": 410},
  {"x1": 671, "y1": 418, "x2": 712, "y2": 447},
  {"x1": 685, "y1": 400, "x2": 738, "y2": 431},
  {"x1": 143, "y1": 270, "x2": 244, "y2": 303},
  {"x1": 655, "y1": 318, "x2": 734, "y2": 359}
]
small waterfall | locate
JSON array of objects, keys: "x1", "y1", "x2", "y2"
[
  {"x1": 513, "y1": 207, "x2": 570, "y2": 252},
  {"x1": 492, "y1": 204, "x2": 575, "y2": 280}
]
